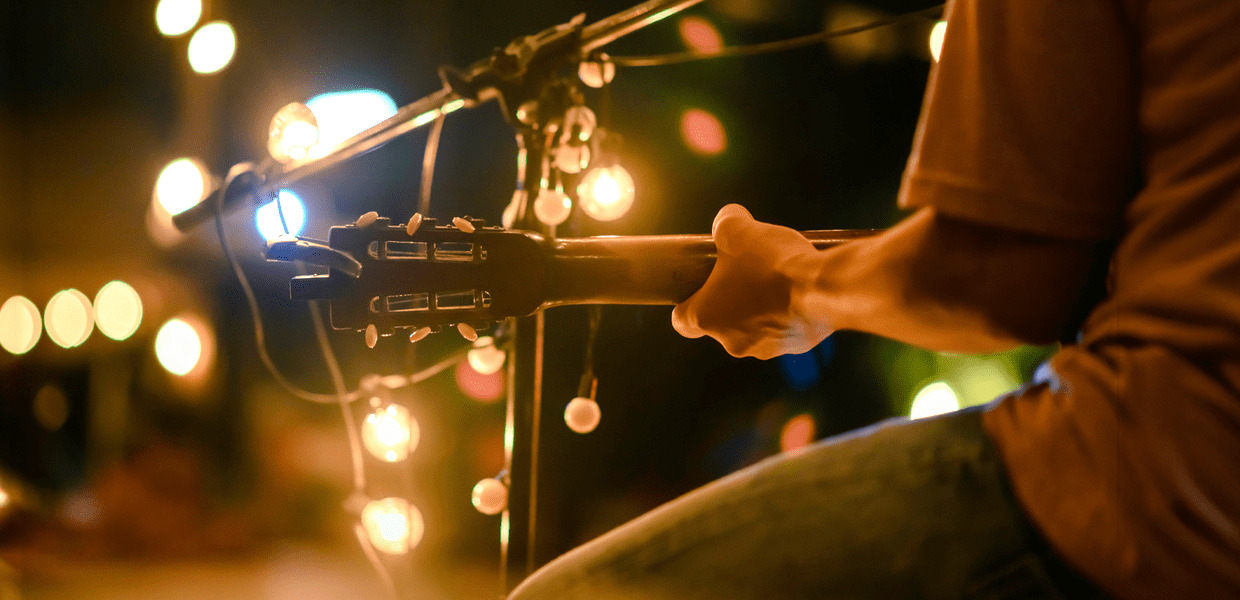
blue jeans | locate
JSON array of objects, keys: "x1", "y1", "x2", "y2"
[{"x1": 509, "y1": 405, "x2": 1111, "y2": 600}]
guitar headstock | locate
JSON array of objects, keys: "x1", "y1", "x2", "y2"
[{"x1": 282, "y1": 216, "x2": 548, "y2": 336}]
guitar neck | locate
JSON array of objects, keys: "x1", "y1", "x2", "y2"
[{"x1": 542, "y1": 230, "x2": 879, "y2": 307}]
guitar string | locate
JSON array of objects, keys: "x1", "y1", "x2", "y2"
[{"x1": 607, "y1": 4, "x2": 946, "y2": 68}]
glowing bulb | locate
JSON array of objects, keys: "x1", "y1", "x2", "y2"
[
  {"x1": 255, "y1": 190, "x2": 307, "y2": 240},
  {"x1": 779, "y1": 414, "x2": 816, "y2": 453},
  {"x1": 910, "y1": 381, "x2": 960, "y2": 419},
  {"x1": 471, "y1": 478, "x2": 508, "y2": 515},
  {"x1": 678, "y1": 16, "x2": 724, "y2": 54},
  {"x1": 467, "y1": 336, "x2": 506, "y2": 375},
  {"x1": 533, "y1": 189, "x2": 571, "y2": 226},
  {"x1": 929, "y1": 21, "x2": 947, "y2": 62},
  {"x1": 361, "y1": 497, "x2": 424, "y2": 555},
  {"x1": 93, "y1": 281, "x2": 143, "y2": 341},
  {"x1": 187, "y1": 21, "x2": 236, "y2": 74},
  {"x1": 0, "y1": 296, "x2": 41, "y2": 355},
  {"x1": 502, "y1": 190, "x2": 523, "y2": 229},
  {"x1": 155, "y1": 0, "x2": 202, "y2": 36},
  {"x1": 45, "y1": 289, "x2": 94, "y2": 348},
  {"x1": 362, "y1": 403, "x2": 420, "y2": 462},
  {"x1": 680, "y1": 109, "x2": 727, "y2": 156},
  {"x1": 578, "y1": 58, "x2": 616, "y2": 89},
  {"x1": 305, "y1": 89, "x2": 398, "y2": 158},
  {"x1": 578, "y1": 165, "x2": 635, "y2": 222},
  {"x1": 155, "y1": 158, "x2": 209, "y2": 215},
  {"x1": 564, "y1": 397, "x2": 601, "y2": 434},
  {"x1": 155, "y1": 317, "x2": 202, "y2": 376},
  {"x1": 268, "y1": 102, "x2": 320, "y2": 163}
]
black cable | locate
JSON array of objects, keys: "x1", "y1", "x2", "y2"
[{"x1": 610, "y1": 4, "x2": 945, "y2": 67}]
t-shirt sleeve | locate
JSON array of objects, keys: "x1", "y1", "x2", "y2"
[{"x1": 898, "y1": 0, "x2": 1138, "y2": 240}]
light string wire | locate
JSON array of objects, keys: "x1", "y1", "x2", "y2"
[{"x1": 608, "y1": 4, "x2": 946, "y2": 67}]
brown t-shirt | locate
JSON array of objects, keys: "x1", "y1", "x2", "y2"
[{"x1": 899, "y1": 1, "x2": 1240, "y2": 598}]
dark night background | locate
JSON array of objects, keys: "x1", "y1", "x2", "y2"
[{"x1": 0, "y1": 0, "x2": 1053, "y2": 597}]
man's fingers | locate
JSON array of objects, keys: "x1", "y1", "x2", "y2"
[
  {"x1": 712, "y1": 204, "x2": 754, "y2": 253},
  {"x1": 671, "y1": 298, "x2": 706, "y2": 339}
]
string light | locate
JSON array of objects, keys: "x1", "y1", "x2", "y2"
[
  {"x1": 910, "y1": 381, "x2": 959, "y2": 419},
  {"x1": 44, "y1": 289, "x2": 94, "y2": 349},
  {"x1": 155, "y1": 317, "x2": 204, "y2": 376},
  {"x1": 779, "y1": 414, "x2": 816, "y2": 453},
  {"x1": 155, "y1": 158, "x2": 209, "y2": 215},
  {"x1": 187, "y1": 21, "x2": 236, "y2": 74},
  {"x1": 533, "y1": 188, "x2": 572, "y2": 226},
  {"x1": 578, "y1": 164, "x2": 635, "y2": 221},
  {"x1": 305, "y1": 89, "x2": 399, "y2": 159},
  {"x1": 155, "y1": 0, "x2": 202, "y2": 37},
  {"x1": 255, "y1": 190, "x2": 307, "y2": 240},
  {"x1": 467, "y1": 336, "x2": 506, "y2": 375},
  {"x1": 471, "y1": 478, "x2": 508, "y2": 515},
  {"x1": 93, "y1": 280, "x2": 143, "y2": 341},
  {"x1": 578, "y1": 55, "x2": 616, "y2": 88},
  {"x1": 0, "y1": 296, "x2": 41, "y2": 355},
  {"x1": 680, "y1": 108, "x2": 727, "y2": 156},
  {"x1": 929, "y1": 20, "x2": 947, "y2": 62},
  {"x1": 361, "y1": 402, "x2": 420, "y2": 463},
  {"x1": 678, "y1": 16, "x2": 724, "y2": 54},
  {"x1": 360, "y1": 497, "x2": 424, "y2": 555},
  {"x1": 564, "y1": 397, "x2": 601, "y2": 434},
  {"x1": 268, "y1": 102, "x2": 320, "y2": 163}
]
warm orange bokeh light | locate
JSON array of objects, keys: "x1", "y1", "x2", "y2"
[
  {"x1": 455, "y1": 360, "x2": 503, "y2": 403},
  {"x1": 779, "y1": 414, "x2": 816, "y2": 453},
  {"x1": 680, "y1": 109, "x2": 727, "y2": 156},
  {"x1": 678, "y1": 16, "x2": 724, "y2": 54}
]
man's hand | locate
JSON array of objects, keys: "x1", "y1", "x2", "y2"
[{"x1": 671, "y1": 204, "x2": 835, "y2": 359}]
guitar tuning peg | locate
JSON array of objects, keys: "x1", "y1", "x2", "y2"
[
  {"x1": 356, "y1": 211, "x2": 380, "y2": 228},
  {"x1": 409, "y1": 327, "x2": 432, "y2": 343},
  {"x1": 452, "y1": 217, "x2": 476, "y2": 233},
  {"x1": 365, "y1": 324, "x2": 379, "y2": 348},
  {"x1": 406, "y1": 213, "x2": 423, "y2": 235},
  {"x1": 457, "y1": 323, "x2": 479, "y2": 342}
]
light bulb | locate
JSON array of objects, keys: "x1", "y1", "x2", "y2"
[
  {"x1": 268, "y1": 103, "x2": 320, "y2": 163},
  {"x1": 578, "y1": 58, "x2": 616, "y2": 88},
  {"x1": 93, "y1": 280, "x2": 143, "y2": 341},
  {"x1": 255, "y1": 190, "x2": 307, "y2": 240},
  {"x1": 155, "y1": 158, "x2": 209, "y2": 215},
  {"x1": 533, "y1": 189, "x2": 571, "y2": 226},
  {"x1": 155, "y1": 0, "x2": 202, "y2": 37},
  {"x1": 502, "y1": 190, "x2": 523, "y2": 229},
  {"x1": 0, "y1": 296, "x2": 41, "y2": 355},
  {"x1": 556, "y1": 143, "x2": 590, "y2": 174},
  {"x1": 578, "y1": 165, "x2": 635, "y2": 222},
  {"x1": 471, "y1": 478, "x2": 508, "y2": 515},
  {"x1": 155, "y1": 317, "x2": 203, "y2": 376},
  {"x1": 467, "y1": 336, "x2": 506, "y2": 375},
  {"x1": 362, "y1": 403, "x2": 420, "y2": 462},
  {"x1": 929, "y1": 21, "x2": 947, "y2": 62},
  {"x1": 187, "y1": 21, "x2": 236, "y2": 74},
  {"x1": 564, "y1": 397, "x2": 601, "y2": 434},
  {"x1": 361, "y1": 497, "x2": 424, "y2": 555},
  {"x1": 45, "y1": 289, "x2": 94, "y2": 349},
  {"x1": 910, "y1": 381, "x2": 959, "y2": 419}
]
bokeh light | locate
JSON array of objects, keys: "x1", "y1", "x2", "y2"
[
  {"x1": 533, "y1": 188, "x2": 572, "y2": 226},
  {"x1": 44, "y1": 289, "x2": 94, "y2": 348},
  {"x1": 455, "y1": 360, "x2": 503, "y2": 403},
  {"x1": 255, "y1": 190, "x2": 307, "y2": 240},
  {"x1": 93, "y1": 280, "x2": 143, "y2": 341},
  {"x1": 187, "y1": 21, "x2": 236, "y2": 74},
  {"x1": 361, "y1": 403, "x2": 420, "y2": 463},
  {"x1": 155, "y1": 0, "x2": 202, "y2": 37},
  {"x1": 929, "y1": 21, "x2": 947, "y2": 62},
  {"x1": 578, "y1": 165, "x2": 635, "y2": 222},
  {"x1": 564, "y1": 397, "x2": 601, "y2": 434},
  {"x1": 155, "y1": 158, "x2": 209, "y2": 215},
  {"x1": 361, "y1": 497, "x2": 424, "y2": 555},
  {"x1": 680, "y1": 109, "x2": 727, "y2": 156},
  {"x1": 779, "y1": 413, "x2": 816, "y2": 452},
  {"x1": 471, "y1": 478, "x2": 508, "y2": 515},
  {"x1": 305, "y1": 89, "x2": 398, "y2": 158},
  {"x1": 0, "y1": 296, "x2": 41, "y2": 354},
  {"x1": 910, "y1": 381, "x2": 960, "y2": 419},
  {"x1": 33, "y1": 384, "x2": 70, "y2": 432},
  {"x1": 678, "y1": 16, "x2": 724, "y2": 54},
  {"x1": 155, "y1": 317, "x2": 203, "y2": 376},
  {"x1": 466, "y1": 336, "x2": 507, "y2": 375},
  {"x1": 268, "y1": 102, "x2": 320, "y2": 163}
]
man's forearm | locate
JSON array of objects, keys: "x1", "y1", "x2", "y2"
[{"x1": 793, "y1": 208, "x2": 1101, "y2": 354}]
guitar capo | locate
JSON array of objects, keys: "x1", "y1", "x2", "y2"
[{"x1": 265, "y1": 235, "x2": 363, "y2": 279}]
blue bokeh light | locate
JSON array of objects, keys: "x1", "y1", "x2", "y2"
[{"x1": 256, "y1": 189, "x2": 306, "y2": 240}]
